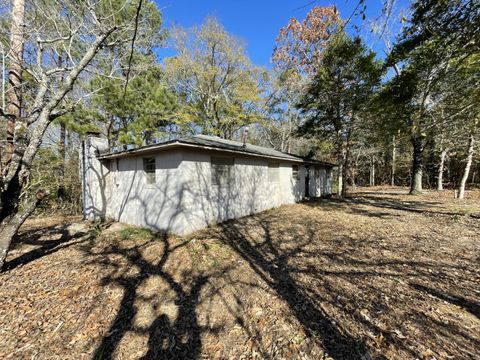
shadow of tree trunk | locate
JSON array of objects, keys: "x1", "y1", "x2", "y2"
[
  {"x1": 217, "y1": 219, "x2": 369, "y2": 360},
  {"x1": 88, "y1": 235, "x2": 222, "y2": 360}
]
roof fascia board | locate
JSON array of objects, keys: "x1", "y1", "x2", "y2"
[
  {"x1": 99, "y1": 141, "x2": 308, "y2": 163},
  {"x1": 98, "y1": 139, "x2": 336, "y2": 167}
]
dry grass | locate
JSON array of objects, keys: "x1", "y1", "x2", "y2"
[{"x1": 0, "y1": 187, "x2": 479, "y2": 359}]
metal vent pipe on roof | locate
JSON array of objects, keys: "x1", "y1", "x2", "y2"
[{"x1": 242, "y1": 126, "x2": 249, "y2": 147}]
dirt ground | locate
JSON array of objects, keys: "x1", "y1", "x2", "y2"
[{"x1": 1, "y1": 187, "x2": 479, "y2": 360}]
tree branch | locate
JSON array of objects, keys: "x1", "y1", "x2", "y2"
[{"x1": 4, "y1": 26, "x2": 118, "y2": 187}]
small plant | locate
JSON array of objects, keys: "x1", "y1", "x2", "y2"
[
  {"x1": 119, "y1": 226, "x2": 154, "y2": 241},
  {"x1": 91, "y1": 222, "x2": 103, "y2": 237}
]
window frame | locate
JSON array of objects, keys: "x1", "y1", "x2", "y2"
[
  {"x1": 143, "y1": 157, "x2": 156, "y2": 185},
  {"x1": 112, "y1": 158, "x2": 120, "y2": 186},
  {"x1": 211, "y1": 156, "x2": 235, "y2": 186},
  {"x1": 292, "y1": 165, "x2": 300, "y2": 181},
  {"x1": 268, "y1": 162, "x2": 280, "y2": 183}
]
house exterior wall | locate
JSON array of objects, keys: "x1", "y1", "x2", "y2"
[
  {"x1": 83, "y1": 138, "x2": 333, "y2": 235},
  {"x1": 178, "y1": 149, "x2": 306, "y2": 234},
  {"x1": 82, "y1": 137, "x2": 109, "y2": 221},
  {"x1": 308, "y1": 166, "x2": 333, "y2": 198},
  {"x1": 104, "y1": 150, "x2": 186, "y2": 234}
]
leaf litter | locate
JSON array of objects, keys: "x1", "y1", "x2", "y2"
[{"x1": 0, "y1": 187, "x2": 479, "y2": 359}]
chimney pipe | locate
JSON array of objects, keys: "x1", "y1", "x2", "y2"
[{"x1": 242, "y1": 126, "x2": 249, "y2": 147}]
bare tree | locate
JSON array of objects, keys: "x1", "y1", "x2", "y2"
[
  {"x1": 0, "y1": 0, "x2": 158, "y2": 269},
  {"x1": 260, "y1": 71, "x2": 304, "y2": 153},
  {"x1": 437, "y1": 147, "x2": 449, "y2": 191},
  {"x1": 457, "y1": 132, "x2": 476, "y2": 199},
  {"x1": 165, "y1": 17, "x2": 264, "y2": 139}
]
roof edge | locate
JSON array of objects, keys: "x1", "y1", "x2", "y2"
[{"x1": 97, "y1": 139, "x2": 336, "y2": 167}]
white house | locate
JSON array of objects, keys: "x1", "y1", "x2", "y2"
[{"x1": 81, "y1": 134, "x2": 334, "y2": 235}]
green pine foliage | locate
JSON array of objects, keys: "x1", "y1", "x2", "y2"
[
  {"x1": 298, "y1": 31, "x2": 383, "y2": 195},
  {"x1": 90, "y1": 67, "x2": 178, "y2": 146}
]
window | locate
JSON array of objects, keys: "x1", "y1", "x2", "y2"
[
  {"x1": 111, "y1": 158, "x2": 120, "y2": 187},
  {"x1": 110, "y1": 158, "x2": 120, "y2": 173},
  {"x1": 268, "y1": 162, "x2": 279, "y2": 182},
  {"x1": 143, "y1": 157, "x2": 156, "y2": 184},
  {"x1": 211, "y1": 156, "x2": 234, "y2": 186},
  {"x1": 292, "y1": 165, "x2": 299, "y2": 181}
]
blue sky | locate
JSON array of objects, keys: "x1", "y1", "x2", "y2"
[{"x1": 155, "y1": 0, "x2": 410, "y2": 67}]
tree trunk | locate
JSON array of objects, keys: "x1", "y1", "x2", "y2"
[
  {"x1": 58, "y1": 53, "x2": 66, "y2": 176},
  {"x1": 341, "y1": 144, "x2": 350, "y2": 198},
  {"x1": 437, "y1": 148, "x2": 448, "y2": 191},
  {"x1": 57, "y1": 123, "x2": 67, "y2": 200},
  {"x1": 0, "y1": 27, "x2": 115, "y2": 270},
  {"x1": 391, "y1": 135, "x2": 396, "y2": 186},
  {"x1": 4, "y1": 0, "x2": 25, "y2": 166},
  {"x1": 369, "y1": 157, "x2": 375, "y2": 187},
  {"x1": 341, "y1": 163, "x2": 347, "y2": 198},
  {"x1": 351, "y1": 157, "x2": 359, "y2": 191},
  {"x1": 336, "y1": 140, "x2": 347, "y2": 198},
  {"x1": 337, "y1": 162, "x2": 343, "y2": 198},
  {"x1": 59, "y1": 122, "x2": 66, "y2": 174},
  {"x1": 457, "y1": 133, "x2": 475, "y2": 199},
  {"x1": 0, "y1": 167, "x2": 23, "y2": 222},
  {"x1": 410, "y1": 135, "x2": 424, "y2": 194},
  {"x1": 0, "y1": 194, "x2": 41, "y2": 269}
]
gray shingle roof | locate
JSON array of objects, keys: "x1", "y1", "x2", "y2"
[
  {"x1": 179, "y1": 135, "x2": 304, "y2": 161},
  {"x1": 98, "y1": 134, "x2": 336, "y2": 167}
]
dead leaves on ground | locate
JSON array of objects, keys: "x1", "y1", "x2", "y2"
[{"x1": 0, "y1": 187, "x2": 479, "y2": 359}]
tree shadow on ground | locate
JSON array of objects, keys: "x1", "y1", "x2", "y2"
[
  {"x1": 306, "y1": 195, "x2": 480, "y2": 219},
  {"x1": 410, "y1": 283, "x2": 480, "y2": 319},
  {"x1": 2, "y1": 223, "x2": 93, "y2": 271},
  {"x1": 85, "y1": 233, "x2": 232, "y2": 360},
  {"x1": 69, "y1": 190, "x2": 479, "y2": 359},
  {"x1": 202, "y1": 202, "x2": 479, "y2": 359},
  {"x1": 213, "y1": 217, "x2": 370, "y2": 360}
]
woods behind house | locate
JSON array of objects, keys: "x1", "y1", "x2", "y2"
[{"x1": 0, "y1": 0, "x2": 478, "y2": 268}]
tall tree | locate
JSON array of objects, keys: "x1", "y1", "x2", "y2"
[
  {"x1": 261, "y1": 71, "x2": 302, "y2": 153},
  {"x1": 4, "y1": 0, "x2": 25, "y2": 166},
  {"x1": 165, "y1": 17, "x2": 264, "y2": 139},
  {"x1": 379, "y1": 61, "x2": 432, "y2": 194},
  {"x1": 458, "y1": 132, "x2": 476, "y2": 199},
  {"x1": 272, "y1": 6, "x2": 342, "y2": 77},
  {"x1": 433, "y1": 54, "x2": 480, "y2": 194},
  {"x1": 298, "y1": 32, "x2": 383, "y2": 197},
  {"x1": 386, "y1": 0, "x2": 479, "y2": 194},
  {"x1": 272, "y1": 6, "x2": 351, "y2": 193},
  {"x1": 91, "y1": 66, "x2": 178, "y2": 146},
  {"x1": 0, "y1": 0, "x2": 164, "y2": 269}
]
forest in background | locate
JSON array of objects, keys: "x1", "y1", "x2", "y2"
[{"x1": 0, "y1": 0, "x2": 478, "y2": 267}]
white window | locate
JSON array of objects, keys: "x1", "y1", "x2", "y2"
[
  {"x1": 143, "y1": 157, "x2": 156, "y2": 184},
  {"x1": 292, "y1": 165, "x2": 299, "y2": 181},
  {"x1": 211, "y1": 156, "x2": 234, "y2": 186},
  {"x1": 268, "y1": 162, "x2": 279, "y2": 182}
]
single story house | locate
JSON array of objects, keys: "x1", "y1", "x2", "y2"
[{"x1": 81, "y1": 134, "x2": 335, "y2": 235}]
